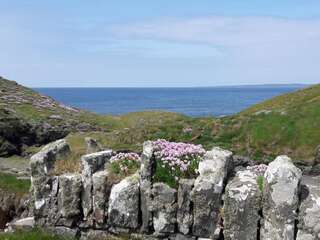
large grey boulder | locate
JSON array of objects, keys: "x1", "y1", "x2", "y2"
[
  {"x1": 58, "y1": 174, "x2": 82, "y2": 220},
  {"x1": 224, "y1": 170, "x2": 261, "y2": 240},
  {"x1": 30, "y1": 139, "x2": 70, "y2": 222},
  {"x1": 261, "y1": 155, "x2": 302, "y2": 240},
  {"x1": 177, "y1": 179, "x2": 194, "y2": 235},
  {"x1": 191, "y1": 147, "x2": 232, "y2": 238},
  {"x1": 296, "y1": 176, "x2": 320, "y2": 240},
  {"x1": 92, "y1": 170, "x2": 112, "y2": 225},
  {"x1": 107, "y1": 173, "x2": 140, "y2": 230},
  {"x1": 140, "y1": 141, "x2": 155, "y2": 233},
  {"x1": 30, "y1": 139, "x2": 70, "y2": 178},
  {"x1": 151, "y1": 183, "x2": 177, "y2": 234},
  {"x1": 81, "y1": 150, "x2": 112, "y2": 220}
]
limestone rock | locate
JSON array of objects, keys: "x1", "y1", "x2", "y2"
[
  {"x1": 107, "y1": 173, "x2": 140, "y2": 230},
  {"x1": 92, "y1": 171, "x2": 112, "y2": 225},
  {"x1": 296, "y1": 176, "x2": 320, "y2": 240},
  {"x1": 5, "y1": 217, "x2": 35, "y2": 232},
  {"x1": 58, "y1": 174, "x2": 82, "y2": 220},
  {"x1": 30, "y1": 139, "x2": 70, "y2": 178},
  {"x1": 140, "y1": 141, "x2": 155, "y2": 233},
  {"x1": 152, "y1": 183, "x2": 177, "y2": 234},
  {"x1": 177, "y1": 179, "x2": 194, "y2": 235},
  {"x1": 81, "y1": 150, "x2": 112, "y2": 219},
  {"x1": 224, "y1": 170, "x2": 261, "y2": 240},
  {"x1": 30, "y1": 140, "x2": 70, "y2": 222},
  {"x1": 85, "y1": 137, "x2": 102, "y2": 154},
  {"x1": 261, "y1": 155, "x2": 302, "y2": 240},
  {"x1": 191, "y1": 147, "x2": 232, "y2": 238}
]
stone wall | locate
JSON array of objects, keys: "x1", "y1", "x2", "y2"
[{"x1": 28, "y1": 139, "x2": 320, "y2": 240}]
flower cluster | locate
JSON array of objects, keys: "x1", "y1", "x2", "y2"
[
  {"x1": 153, "y1": 139, "x2": 206, "y2": 174},
  {"x1": 247, "y1": 164, "x2": 268, "y2": 176},
  {"x1": 109, "y1": 152, "x2": 140, "y2": 175}
]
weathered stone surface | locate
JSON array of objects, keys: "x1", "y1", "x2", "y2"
[
  {"x1": 296, "y1": 176, "x2": 320, "y2": 240},
  {"x1": 107, "y1": 173, "x2": 140, "y2": 230},
  {"x1": 191, "y1": 147, "x2": 232, "y2": 238},
  {"x1": 30, "y1": 139, "x2": 70, "y2": 178},
  {"x1": 140, "y1": 141, "x2": 155, "y2": 233},
  {"x1": 224, "y1": 170, "x2": 261, "y2": 240},
  {"x1": 152, "y1": 183, "x2": 177, "y2": 234},
  {"x1": 58, "y1": 174, "x2": 82, "y2": 219},
  {"x1": 81, "y1": 150, "x2": 112, "y2": 219},
  {"x1": 177, "y1": 179, "x2": 194, "y2": 235},
  {"x1": 261, "y1": 155, "x2": 302, "y2": 240},
  {"x1": 30, "y1": 140, "x2": 70, "y2": 223},
  {"x1": 92, "y1": 170, "x2": 111, "y2": 225},
  {"x1": 5, "y1": 217, "x2": 35, "y2": 232},
  {"x1": 85, "y1": 137, "x2": 102, "y2": 154}
]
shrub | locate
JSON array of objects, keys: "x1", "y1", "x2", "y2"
[
  {"x1": 153, "y1": 139, "x2": 206, "y2": 188},
  {"x1": 107, "y1": 152, "x2": 140, "y2": 180}
]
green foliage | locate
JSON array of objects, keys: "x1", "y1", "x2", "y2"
[
  {"x1": 0, "y1": 173, "x2": 30, "y2": 195},
  {"x1": 108, "y1": 158, "x2": 140, "y2": 179},
  {"x1": 257, "y1": 175, "x2": 264, "y2": 192}
]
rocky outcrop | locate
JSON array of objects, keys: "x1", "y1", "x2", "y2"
[
  {"x1": 191, "y1": 147, "x2": 232, "y2": 238},
  {"x1": 297, "y1": 176, "x2": 320, "y2": 240},
  {"x1": 224, "y1": 170, "x2": 261, "y2": 240},
  {"x1": 26, "y1": 141, "x2": 320, "y2": 240},
  {"x1": 261, "y1": 155, "x2": 302, "y2": 240}
]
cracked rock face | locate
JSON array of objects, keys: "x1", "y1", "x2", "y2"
[
  {"x1": 81, "y1": 150, "x2": 112, "y2": 220},
  {"x1": 261, "y1": 155, "x2": 302, "y2": 240},
  {"x1": 152, "y1": 183, "x2": 177, "y2": 234},
  {"x1": 297, "y1": 176, "x2": 320, "y2": 240},
  {"x1": 140, "y1": 141, "x2": 155, "y2": 233},
  {"x1": 107, "y1": 173, "x2": 140, "y2": 230},
  {"x1": 30, "y1": 139, "x2": 70, "y2": 223},
  {"x1": 191, "y1": 147, "x2": 232, "y2": 238},
  {"x1": 92, "y1": 170, "x2": 112, "y2": 225},
  {"x1": 224, "y1": 169, "x2": 261, "y2": 240},
  {"x1": 177, "y1": 179, "x2": 194, "y2": 235},
  {"x1": 58, "y1": 174, "x2": 82, "y2": 219}
]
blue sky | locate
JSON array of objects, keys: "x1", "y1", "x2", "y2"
[{"x1": 1, "y1": 0, "x2": 320, "y2": 87}]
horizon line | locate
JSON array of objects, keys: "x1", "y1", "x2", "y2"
[{"x1": 31, "y1": 83, "x2": 311, "y2": 89}]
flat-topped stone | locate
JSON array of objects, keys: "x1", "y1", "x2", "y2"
[{"x1": 261, "y1": 155, "x2": 302, "y2": 240}]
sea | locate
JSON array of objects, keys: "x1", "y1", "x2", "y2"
[{"x1": 35, "y1": 85, "x2": 306, "y2": 117}]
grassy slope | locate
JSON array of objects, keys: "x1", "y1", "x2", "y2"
[
  {"x1": 217, "y1": 84, "x2": 320, "y2": 163},
  {"x1": 2, "y1": 76, "x2": 320, "y2": 168}
]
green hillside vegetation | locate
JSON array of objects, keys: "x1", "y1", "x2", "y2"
[{"x1": 1, "y1": 76, "x2": 320, "y2": 170}]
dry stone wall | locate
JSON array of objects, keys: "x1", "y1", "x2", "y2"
[{"x1": 28, "y1": 139, "x2": 320, "y2": 240}]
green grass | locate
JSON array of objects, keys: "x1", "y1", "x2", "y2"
[
  {"x1": 257, "y1": 175, "x2": 264, "y2": 192},
  {"x1": 0, "y1": 229, "x2": 72, "y2": 240},
  {"x1": 0, "y1": 173, "x2": 30, "y2": 195}
]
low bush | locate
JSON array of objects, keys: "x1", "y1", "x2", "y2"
[
  {"x1": 153, "y1": 139, "x2": 206, "y2": 188},
  {"x1": 106, "y1": 152, "x2": 140, "y2": 180}
]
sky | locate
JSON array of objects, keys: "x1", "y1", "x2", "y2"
[{"x1": 1, "y1": 1, "x2": 320, "y2": 87}]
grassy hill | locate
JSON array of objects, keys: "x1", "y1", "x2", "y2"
[{"x1": 1, "y1": 76, "x2": 319, "y2": 167}]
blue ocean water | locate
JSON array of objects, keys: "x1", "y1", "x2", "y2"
[{"x1": 35, "y1": 85, "x2": 305, "y2": 117}]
